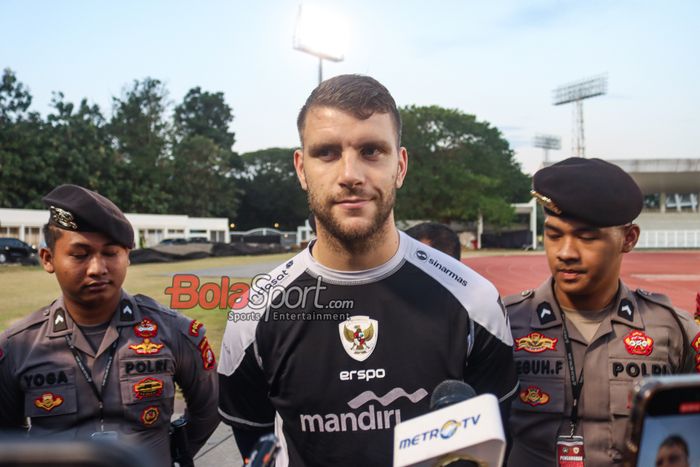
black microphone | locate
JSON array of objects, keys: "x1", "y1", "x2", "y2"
[
  {"x1": 430, "y1": 380, "x2": 478, "y2": 411},
  {"x1": 244, "y1": 433, "x2": 280, "y2": 467}
]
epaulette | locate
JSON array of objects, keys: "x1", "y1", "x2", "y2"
[
  {"x1": 5, "y1": 305, "x2": 52, "y2": 338},
  {"x1": 134, "y1": 294, "x2": 177, "y2": 317},
  {"x1": 504, "y1": 289, "x2": 534, "y2": 308},
  {"x1": 634, "y1": 289, "x2": 675, "y2": 311}
]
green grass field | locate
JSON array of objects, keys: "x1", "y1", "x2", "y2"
[{"x1": 0, "y1": 252, "x2": 295, "y2": 354}]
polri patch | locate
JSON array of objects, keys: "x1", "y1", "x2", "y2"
[
  {"x1": 134, "y1": 318, "x2": 158, "y2": 338},
  {"x1": 140, "y1": 406, "x2": 160, "y2": 426},
  {"x1": 617, "y1": 299, "x2": 634, "y2": 321},
  {"x1": 623, "y1": 330, "x2": 654, "y2": 356},
  {"x1": 34, "y1": 392, "x2": 64, "y2": 411},
  {"x1": 519, "y1": 385, "x2": 550, "y2": 406}
]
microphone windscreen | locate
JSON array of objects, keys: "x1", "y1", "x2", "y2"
[{"x1": 430, "y1": 380, "x2": 477, "y2": 411}]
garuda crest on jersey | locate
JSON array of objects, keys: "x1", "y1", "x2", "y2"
[{"x1": 339, "y1": 315, "x2": 378, "y2": 362}]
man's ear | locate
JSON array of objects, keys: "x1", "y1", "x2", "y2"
[
  {"x1": 395, "y1": 147, "x2": 408, "y2": 189},
  {"x1": 294, "y1": 148, "x2": 308, "y2": 191},
  {"x1": 621, "y1": 224, "x2": 640, "y2": 253},
  {"x1": 39, "y1": 247, "x2": 55, "y2": 274}
]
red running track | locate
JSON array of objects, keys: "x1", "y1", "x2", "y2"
[{"x1": 464, "y1": 251, "x2": 700, "y2": 314}]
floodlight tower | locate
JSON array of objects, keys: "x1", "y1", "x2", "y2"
[
  {"x1": 553, "y1": 75, "x2": 607, "y2": 157},
  {"x1": 533, "y1": 134, "x2": 561, "y2": 163},
  {"x1": 293, "y1": 4, "x2": 346, "y2": 84}
]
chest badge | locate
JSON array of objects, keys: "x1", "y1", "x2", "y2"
[
  {"x1": 140, "y1": 406, "x2": 160, "y2": 426},
  {"x1": 623, "y1": 330, "x2": 654, "y2": 356},
  {"x1": 34, "y1": 392, "x2": 64, "y2": 411},
  {"x1": 134, "y1": 318, "x2": 158, "y2": 338},
  {"x1": 133, "y1": 377, "x2": 164, "y2": 399},
  {"x1": 515, "y1": 332, "x2": 558, "y2": 353},
  {"x1": 129, "y1": 338, "x2": 164, "y2": 355},
  {"x1": 519, "y1": 385, "x2": 550, "y2": 406},
  {"x1": 339, "y1": 315, "x2": 378, "y2": 362}
]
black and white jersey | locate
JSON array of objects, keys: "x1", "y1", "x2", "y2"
[{"x1": 218, "y1": 232, "x2": 517, "y2": 467}]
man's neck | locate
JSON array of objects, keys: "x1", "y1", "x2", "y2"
[
  {"x1": 554, "y1": 280, "x2": 620, "y2": 312},
  {"x1": 312, "y1": 222, "x2": 400, "y2": 271},
  {"x1": 63, "y1": 295, "x2": 119, "y2": 326}
]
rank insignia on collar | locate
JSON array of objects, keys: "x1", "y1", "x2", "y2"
[
  {"x1": 624, "y1": 330, "x2": 654, "y2": 356},
  {"x1": 189, "y1": 320, "x2": 204, "y2": 337},
  {"x1": 198, "y1": 337, "x2": 216, "y2": 370},
  {"x1": 339, "y1": 316, "x2": 378, "y2": 362},
  {"x1": 133, "y1": 377, "x2": 164, "y2": 399},
  {"x1": 129, "y1": 338, "x2": 164, "y2": 355},
  {"x1": 519, "y1": 385, "x2": 550, "y2": 406},
  {"x1": 515, "y1": 332, "x2": 559, "y2": 353},
  {"x1": 120, "y1": 300, "x2": 134, "y2": 322},
  {"x1": 53, "y1": 308, "x2": 68, "y2": 332},
  {"x1": 140, "y1": 406, "x2": 160, "y2": 426},
  {"x1": 618, "y1": 299, "x2": 635, "y2": 321},
  {"x1": 34, "y1": 392, "x2": 64, "y2": 411},
  {"x1": 134, "y1": 318, "x2": 158, "y2": 338},
  {"x1": 537, "y1": 302, "x2": 556, "y2": 325}
]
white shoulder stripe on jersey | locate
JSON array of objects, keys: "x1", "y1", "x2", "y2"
[
  {"x1": 218, "y1": 407, "x2": 275, "y2": 428},
  {"x1": 217, "y1": 250, "x2": 310, "y2": 376},
  {"x1": 402, "y1": 232, "x2": 514, "y2": 346},
  {"x1": 499, "y1": 381, "x2": 520, "y2": 403},
  {"x1": 274, "y1": 412, "x2": 290, "y2": 467}
]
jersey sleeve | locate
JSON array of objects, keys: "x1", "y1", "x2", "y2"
[
  {"x1": 217, "y1": 318, "x2": 276, "y2": 430},
  {"x1": 0, "y1": 332, "x2": 25, "y2": 430}
]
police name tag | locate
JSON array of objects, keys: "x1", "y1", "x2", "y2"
[
  {"x1": 556, "y1": 435, "x2": 584, "y2": 467},
  {"x1": 91, "y1": 431, "x2": 119, "y2": 441}
]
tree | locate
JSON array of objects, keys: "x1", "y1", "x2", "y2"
[
  {"x1": 108, "y1": 78, "x2": 171, "y2": 213},
  {"x1": 235, "y1": 148, "x2": 308, "y2": 230},
  {"x1": 396, "y1": 105, "x2": 530, "y2": 225},
  {"x1": 169, "y1": 87, "x2": 241, "y2": 217}
]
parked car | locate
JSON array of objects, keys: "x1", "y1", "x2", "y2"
[
  {"x1": 159, "y1": 238, "x2": 188, "y2": 245},
  {"x1": 0, "y1": 238, "x2": 39, "y2": 265}
]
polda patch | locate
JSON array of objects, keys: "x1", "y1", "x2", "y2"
[
  {"x1": 134, "y1": 318, "x2": 158, "y2": 338},
  {"x1": 140, "y1": 406, "x2": 160, "y2": 426},
  {"x1": 519, "y1": 385, "x2": 550, "y2": 407},
  {"x1": 198, "y1": 337, "x2": 216, "y2": 370}
]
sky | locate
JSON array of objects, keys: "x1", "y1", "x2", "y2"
[{"x1": 1, "y1": 0, "x2": 698, "y2": 174}]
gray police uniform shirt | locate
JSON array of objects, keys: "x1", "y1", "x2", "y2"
[
  {"x1": 506, "y1": 279, "x2": 700, "y2": 466},
  {"x1": 0, "y1": 291, "x2": 219, "y2": 466}
]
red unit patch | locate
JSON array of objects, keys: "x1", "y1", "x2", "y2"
[
  {"x1": 141, "y1": 406, "x2": 160, "y2": 426},
  {"x1": 189, "y1": 319, "x2": 204, "y2": 337},
  {"x1": 198, "y1": 337, "x2": 216, "y2": 370},
  {"x1": 134, "y1": 318, "x2": 158, "y2": 338},
  {"x1": 519, "y1": 385, "x2": 550, "y2": 406},
  {"x1": 691, "y1": 332, "x2": 700, "y2": 353},
  {"x1": 624, "y1": 330, "x2": 654, "y2": 356},
  {"x1": 515, "y1": 332, "x2": 558, "y2": 353},
  {"x1": 133, "y1": 377, "x2": 164, "y2": 400},
  {"x1": 34, "y1": 392, "x2": 64, "y2": 411}
]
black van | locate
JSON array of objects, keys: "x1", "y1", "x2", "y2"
[{"x1": 0, "y1": 238, "x2": 38, "y2": 264}]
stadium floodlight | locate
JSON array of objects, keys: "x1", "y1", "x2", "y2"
[
  {"x1": 553, "y1": 74, "x2": 608, "y2": 158},
  {"x1": 293, "y1": 4, "x2": 348, "y2": 84},
  {"x1": 533, "y1": 134, "x2": 561, "y2": 163}
]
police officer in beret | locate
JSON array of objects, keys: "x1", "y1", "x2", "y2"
[
  {"x1": 0, "y1": 184, "x2": 219, "y2": 466},
  {"x1": 506, "y1": 158, "x2": 700, "y2": 466}
]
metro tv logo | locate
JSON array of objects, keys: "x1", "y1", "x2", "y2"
[{"x1": 399, "y1": 415, "x2": 482, "y2": 449}]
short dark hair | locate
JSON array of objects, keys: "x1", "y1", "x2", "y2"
[
  {"x1": 659, "y1": 434, "x2": 689, "y2": 457},
  {"x1": 296, "y1": 74, "x2": 402, "y2": 146},
  {"x1": 42, "y1": 223, "x2": 63, "y2": 251},
  {"x1": 405, "y1": 222, "x2": 461, "y2": 260}
]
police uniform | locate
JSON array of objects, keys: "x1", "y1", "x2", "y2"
[
  {"x1": 507, "y1": 158, "x2": 700, "y2": 466},
  {"x1": 0, "y1": 185, "x2": 219, "y2": 467}
]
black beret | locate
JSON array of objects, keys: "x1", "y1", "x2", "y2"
[
  {"x1": 532, "y1": 157, "x2": 643, "y2": 227},
  {"x1": 42, "y1": 184, "x2": 135, "y2": 248}
]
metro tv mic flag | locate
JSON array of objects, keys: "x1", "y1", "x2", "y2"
[{"x1": 393, "y1": 380, "x2": 506, "y2": 467}]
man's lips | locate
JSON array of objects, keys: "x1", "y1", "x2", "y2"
[
  {"x1": 557, "y1": 268, "x2": 586, "y2": 280},
  {"x1": 335, "y1": 198, "x2": 371, "y2": 209},
  {"x1": 83, "y1": 281, "x2": 111, "y2": 291}
]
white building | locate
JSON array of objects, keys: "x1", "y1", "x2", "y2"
[{"x1": 0, "y1": 209, "x2": 229, "y2": 248}]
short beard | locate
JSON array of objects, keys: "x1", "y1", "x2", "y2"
[{"x1": 307, "y1": 185, "x2": 396, "y2": 255}]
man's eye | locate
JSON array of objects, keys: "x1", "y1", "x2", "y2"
[
  {"x1": 71, "y1": 254, "x2": 87, "y2": 259},
  {"x1": 361, "y1": 147, "x2": 380, "y2": 158}
]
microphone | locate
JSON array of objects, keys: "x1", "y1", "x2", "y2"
[
  {"x1": 393, "y1": 380, "x2": 505, "y2": 467},
  {"x1": 244, "y1": 433, "x2": 280, "y2": 467}
]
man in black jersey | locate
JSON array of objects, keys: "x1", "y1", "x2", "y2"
[{"x1": 218, "y1": 74, "x2": 518, "y2": 466}]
